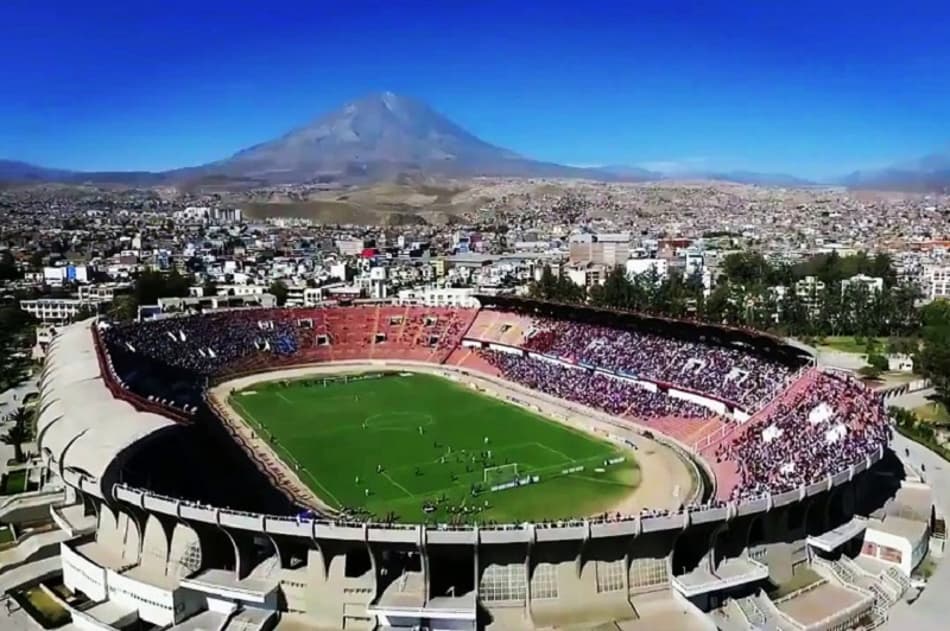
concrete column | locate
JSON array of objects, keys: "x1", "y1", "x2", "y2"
[
  {"x1": 473, "y1": 527, "x2": 481, "y2": 605},
  {"x1": 420, "y1": 525, "x2": 430, "y2": 604},
  {"x1": 576, "y1": 520, "x2": 590, "y2": 579},
  {"x1": 525, "y1": 523, "x2": 535, "y2": 626}
]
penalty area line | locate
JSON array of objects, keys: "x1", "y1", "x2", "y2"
[{"x1": 381, "y1": 471, "x2": 415, "y2": 498}]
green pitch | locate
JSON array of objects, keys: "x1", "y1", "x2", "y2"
[{"x1": 229, "y1": 372, "x2": 640, "y2": 523}]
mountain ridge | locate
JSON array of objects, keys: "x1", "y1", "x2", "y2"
[{"x1": 2, "y1": 92, "x2": 948, "y2": 191}]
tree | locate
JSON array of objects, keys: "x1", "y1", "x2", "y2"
[
  {"x1": 1, "y1": 407, "x2": 31, "y2": 463},
  {"x1": 867, "y1": 353, "x2": 889, "y2": 371},
  {"x1": 133, "y1": 269, "x2": 190, "y2": 306},
  {"x1": 591, "y1": 266, "x2": 633, "y2": 309},
  {"x1": 702, "y1": 286, "x2": 731, "y2": 324},
  {"x1": 202, "y1": 278, "x2": 219, "y2": 298},
  {"x1": 528, "y1": 266, "x2": 559, "y2": 301},
  {"x1": 529, "y1": 266, "x2": 585, "y2": 303},
  {"x1": 720, "y1": 251, "x2": 771, "y2": 287},
  {"x1": 917, "y1": 300, "x2": 950, "y2": 403},
  {"x1": 269, "y1": 280, "x2": 289, "y2": 306},
  {"x1": 0, "y1": 251, "x2": 20, "y2": 281},
  {"x1": 108, "y1": 295, "x2": 138, "y2": 322}
]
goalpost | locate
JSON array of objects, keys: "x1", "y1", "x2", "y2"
[{"x1": 483, "y1": 463, "x2": 519, "y2": 486}]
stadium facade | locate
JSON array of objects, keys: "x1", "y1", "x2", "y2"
[{"x1": 37, "y1": 298, "x2": 900, "y2": 631}]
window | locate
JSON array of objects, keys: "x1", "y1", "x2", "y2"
[
  {"x1": 530, "y1": 563, "x2": 558, "y2": 599},
  {"x1": 596, "y1": 559, "x2": 625, "y2": 593},
  {"x1": 480, "y1": 564, "x2": 527, "y2": 602},
  {"x1": 879, "y1": 546, "x2": 903, "y2": 564},
  {"x1": 628, "y1": 557, "x2": 668, "y2": 591}
]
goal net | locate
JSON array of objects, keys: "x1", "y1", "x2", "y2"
[{"x1": 483, "y1": 463, "x2": 519, "y2": 486}]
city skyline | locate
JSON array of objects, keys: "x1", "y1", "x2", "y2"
[{"x1": 2, "y1": 0, "x2": 950, "y2": 179}]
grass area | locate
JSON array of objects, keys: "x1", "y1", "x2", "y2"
[
  {"x1": 817, "y1": 336, "x2": 888, "y2": 354},
  {"x1": 915, "y1": 555, "x2": 937, "y2": 580},
  {"x1": 1, "y1": 469, "x2": 27, "y2": 495},
  {"x1": 914, "y1": 402, "x2": 950, "y2": 426},
  {"x1": 230, "y1": 372, "x2": 640, "y2": 524},
  {"x1": 770, "y1": 566, "x2": 823, "y2": 599},
  {"x1": 15, "y1": 586, "x2": 71, "y2": 628},
  {"x1": 0, "y1": 526, "x2": 14, "y2": 545}
]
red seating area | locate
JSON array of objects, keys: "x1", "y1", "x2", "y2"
[
  {"x1": 464, "y1": 309, "x2": 534, "y2": 346},
  {"x1": 220, "y1": 305, "x2": 479, "y2": 373},
  {"x1": 445, "y1": 347, "x2": 503, "y2": 377},
  {"x1": 630, "y1": 414, "x2": 729, "y2": 450}
]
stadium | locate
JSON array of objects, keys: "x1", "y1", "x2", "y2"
[{"x1": 37, "y1": 296, "x2": 902, "y2": 631}]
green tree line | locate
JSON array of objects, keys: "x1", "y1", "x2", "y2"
[{"x1": 529, "y1": 251, "x2": 920, "y2": 338}]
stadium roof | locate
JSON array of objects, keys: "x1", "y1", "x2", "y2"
[{"x1": 37, "y1": 320, "x2": 175, "y2": 492}]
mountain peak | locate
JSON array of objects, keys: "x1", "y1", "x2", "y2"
[{"x1": 218, "y1": 92, "x2": 532, "y2": 181}]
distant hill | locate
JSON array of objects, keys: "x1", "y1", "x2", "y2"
[
  {"x1": 841, "y1": 151, "x2": 950, "y2": 192},
  {"x1": 704, "y1": 170, "x2": 815, "y2": 187},
  {"x1": 597, "y1": 164, "x2": 813, "y2": 187},
  {"x1": 0, "y1": 160, "x2": 75, "y2": 183},
  {"x1": 0, "y1": 159, "x2": 170, "y2": 186}
]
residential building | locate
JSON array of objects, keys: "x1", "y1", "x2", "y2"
[{"x1": 841, "y1": 274, "x2": 884, "y2": 295}]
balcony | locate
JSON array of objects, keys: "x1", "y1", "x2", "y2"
[
  {"x1": 673, "y1": 557, "x2": 769, "y2": 597},
  {"x1": 806, "y1": 516, "x2": 868, "y2": 553}
]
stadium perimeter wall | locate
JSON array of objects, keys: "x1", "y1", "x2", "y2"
[{"x1": 39, "y1": 322, "x2": 889, "y2": 630}]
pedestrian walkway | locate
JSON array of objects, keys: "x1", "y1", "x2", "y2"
[{"x1": 884, "y1": 432, "x2": 950, "y2": 631}]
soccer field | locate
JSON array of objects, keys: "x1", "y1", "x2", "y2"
[{"x1": 228, "y1": 372, "x2": 640, "y2": 523}]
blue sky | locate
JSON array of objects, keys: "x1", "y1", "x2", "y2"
[{"x1": 2, "y1": 0, "x2": 949, "y2": 179}]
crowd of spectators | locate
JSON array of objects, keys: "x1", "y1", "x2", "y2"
[
  {"x1": 103, "y1": 306, "x2": 476, "y2": 379},
  {"x1": 481, "y1": 350, "x2": 716, "y2": 419},
  {"x1": 522, "y1": 318, "x2": 794, "y2": 409},
  {"x1": 104, "y1": 308, "x2": 299, "y2": 376},
  {"x1": 717, "y1": 371, "x2": 890, "y2": 500},
  {"x1": 100, "y1": 306, "x2": 890, "y2": 502}
]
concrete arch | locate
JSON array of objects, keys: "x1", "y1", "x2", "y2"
[
  {"x1": 746, "y1": 514, "x2": 767, "y2": 549},
  {"x1": 804, "y1": 495, "x2": 828, "y2": 537},
  {"x1": 246, "y1": 532, "x2": 281, "y2": 577},
  {"x1": 81, "y1": 493, "x2": 99, "y2": 519},
  {"x1": 672, "y1": 522, "x2": 718, "y2": 575},
  {"x1": 140, "y1": 514, "x2": 171, "y2": 576},
  {"x1": 787, "y1": 499, "x2": 807, "y2": 533},
  {"x1": 114, "y1": 509, "x2": 142, "y2": 564},
  {"x1": 96, "y1": 502, "x2": 120, "y2": 548},
  {"x1": 268, "y1": 533, "x2": 313, "y2": 571},
  {"x1": 711, "y1": 521, "x2": 745, "y2": 568},
  {"x1": 168, "y1": 522, "x2": 203, "y2": 578},
  {"x1": 825, "y1": 484, "x2": 855, "y2": 529},
  {"x1": 218, "y1": 527, "x2": 244, "y2": 579}
]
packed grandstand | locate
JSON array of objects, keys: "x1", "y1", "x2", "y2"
[
  {"x1": 98, "y1": 298, "x2": 890, "y2": 505},
  {"x1": 37, "y1": 296, "x2": 896, "y2": 630}
]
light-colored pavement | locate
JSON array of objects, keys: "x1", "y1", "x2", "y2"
[
  {"x1": 885, "y1": 431, "x2": 950, "y2": 630},
  {"x1": 888, "y1": 387, "x2": 937, "y2": 411},
  {"x1": 0, "y1": 378, "x2": 39, "y2": 412}
]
